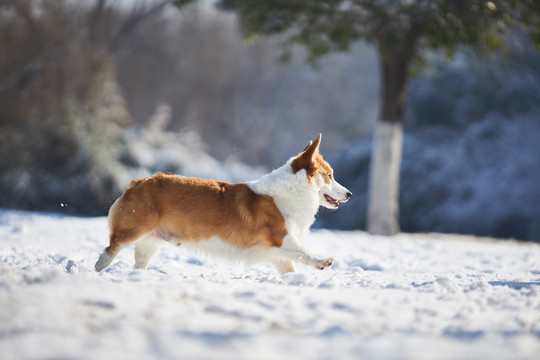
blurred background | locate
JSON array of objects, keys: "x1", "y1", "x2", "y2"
[{"x1": 1, "y1": 0, "x2": 539, "y2": 241}]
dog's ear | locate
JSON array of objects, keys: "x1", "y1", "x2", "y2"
[
  {"x1": 291, "y1": 134, "x2": 322, "y2": 173},
  {"x1": 301, "y1": 141, "x2": 313, "y2": 153},
  {"x1": 303, "y1": 133, "x2": 321, "y2": 162}
]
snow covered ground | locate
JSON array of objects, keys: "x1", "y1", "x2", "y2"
[{"x1": 1, "y1": 209, "x2": 539, "y2": 360}]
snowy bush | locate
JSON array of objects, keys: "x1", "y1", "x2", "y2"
[
  {"x1": 1, "y1": 96, "x2": 264, "y2": 216},
  {"x1": 0, "y1": 59, "x2": 131, "y2": 216},
  {"x1": 0, "y1": 0, "x2": 128, "y2": 215},
  {"x1": 317, "y1": 42, "x2": 540, "y2": 241},
  {"x1": 118, "y1": 105, "x2": 266, "y2": 187}
]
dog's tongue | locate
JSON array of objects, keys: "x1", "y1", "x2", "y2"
[{"x1": 324, "y1": 194, "x2": 338, "y2": 205}]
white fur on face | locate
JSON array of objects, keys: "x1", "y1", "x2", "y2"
[{"x1": 314, "y1": 174, "x2": 351, "y2": 209}]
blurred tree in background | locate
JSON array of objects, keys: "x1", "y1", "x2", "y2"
[
  {"x1": 0, "y1": 0, "x2": 128, "y2": 214},
  {"x1": 0, "y1": 0, "x2": 182, "y2": 214},
  {"x1": 222, "y1": 0, "x2": 540, "y2": 236}
]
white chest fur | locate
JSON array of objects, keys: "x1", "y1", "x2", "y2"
[{"x1": 249, "y1": 163, "x2": 319, "y2": 240}]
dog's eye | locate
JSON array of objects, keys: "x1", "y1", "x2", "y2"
[{"x1": 328, "y1": 174, "x2": 333, "y2": 180}]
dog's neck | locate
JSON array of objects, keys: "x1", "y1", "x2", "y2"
[{"x1": 249, "y1": 162, "x2": 320, "y2": 235}]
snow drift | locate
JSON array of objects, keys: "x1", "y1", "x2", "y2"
[{"x1": 1, "y1": 209, "x2": 539, "y2": 359}]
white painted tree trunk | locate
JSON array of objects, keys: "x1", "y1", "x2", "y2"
[{"x1": 366, "y1": 120, "x2": 403, "y2": 236}]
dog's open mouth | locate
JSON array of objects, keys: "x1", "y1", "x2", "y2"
[{"x1": 324, "y1": 194, "x2": 339, "y2": 207}]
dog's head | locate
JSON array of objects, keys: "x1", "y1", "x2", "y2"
[{"x1": 291, "y1": 134, "x2": 352, "y2": 209}]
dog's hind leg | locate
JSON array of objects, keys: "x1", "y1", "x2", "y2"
[
  {"x1": 95, "y1": 241, "x2": 124, "y2": 272},
  {"x1": 134, "y1": 235, "x2": 163, "y2": 270},
  {"x1": 96, "y1": 192, "x2": 159, "y2": 272},
  {"x1": 95, "y1": 228, "x2": 144, "y2": 272}
]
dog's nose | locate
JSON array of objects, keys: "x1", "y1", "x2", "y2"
[{"x1": 346, "y1": 191, "x2": 352, "y2": 199}]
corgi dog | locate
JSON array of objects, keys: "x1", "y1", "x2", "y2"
[{"x1": 95, "y1": 134, "x2": 351, "y2": 275}]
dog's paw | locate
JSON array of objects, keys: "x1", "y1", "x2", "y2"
[{"x1": 315, "y1": 257, "x2": 334, "y2": 270}]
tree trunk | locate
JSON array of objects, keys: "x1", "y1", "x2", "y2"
[{"x1": 366, "y1": 51, "x2": 409, "y2": 236}]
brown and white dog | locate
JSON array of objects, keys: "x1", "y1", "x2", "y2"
[{"x1": 95, "y1": 134, "x2": 351, "y2": 275}]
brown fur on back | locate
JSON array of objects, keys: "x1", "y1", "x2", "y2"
[{"x1": 108, "y1": 173, "x2": 288, "y2": 249}]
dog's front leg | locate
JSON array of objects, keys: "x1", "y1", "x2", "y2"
[
  {"x1": 272, "y1": 258, "x2": 296, "y2": 275},
  {"x1": 274, "y1": 235, "x2": 333, "y2": 271}
]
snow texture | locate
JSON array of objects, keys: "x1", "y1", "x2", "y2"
[{"x1": 1, "y1": 209, "x2": 539, "y2": 359}]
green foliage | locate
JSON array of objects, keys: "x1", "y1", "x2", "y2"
[
  {"x1": 222, "y1": 0, "x2": 360, "y2": 64},
  {"x1": 222, "y1": 0, "x2": 540, "y2": 66},
  {"x1": 516, "y1": 0, "x2": 540, "y2": 48},
  {"x1": 173, "y1": 0, "x2": 198, "y2": 9}
]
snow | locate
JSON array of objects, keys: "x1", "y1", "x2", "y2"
[{"x1": 1, "y1": 209, "x2": 539, "y2": 360}]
